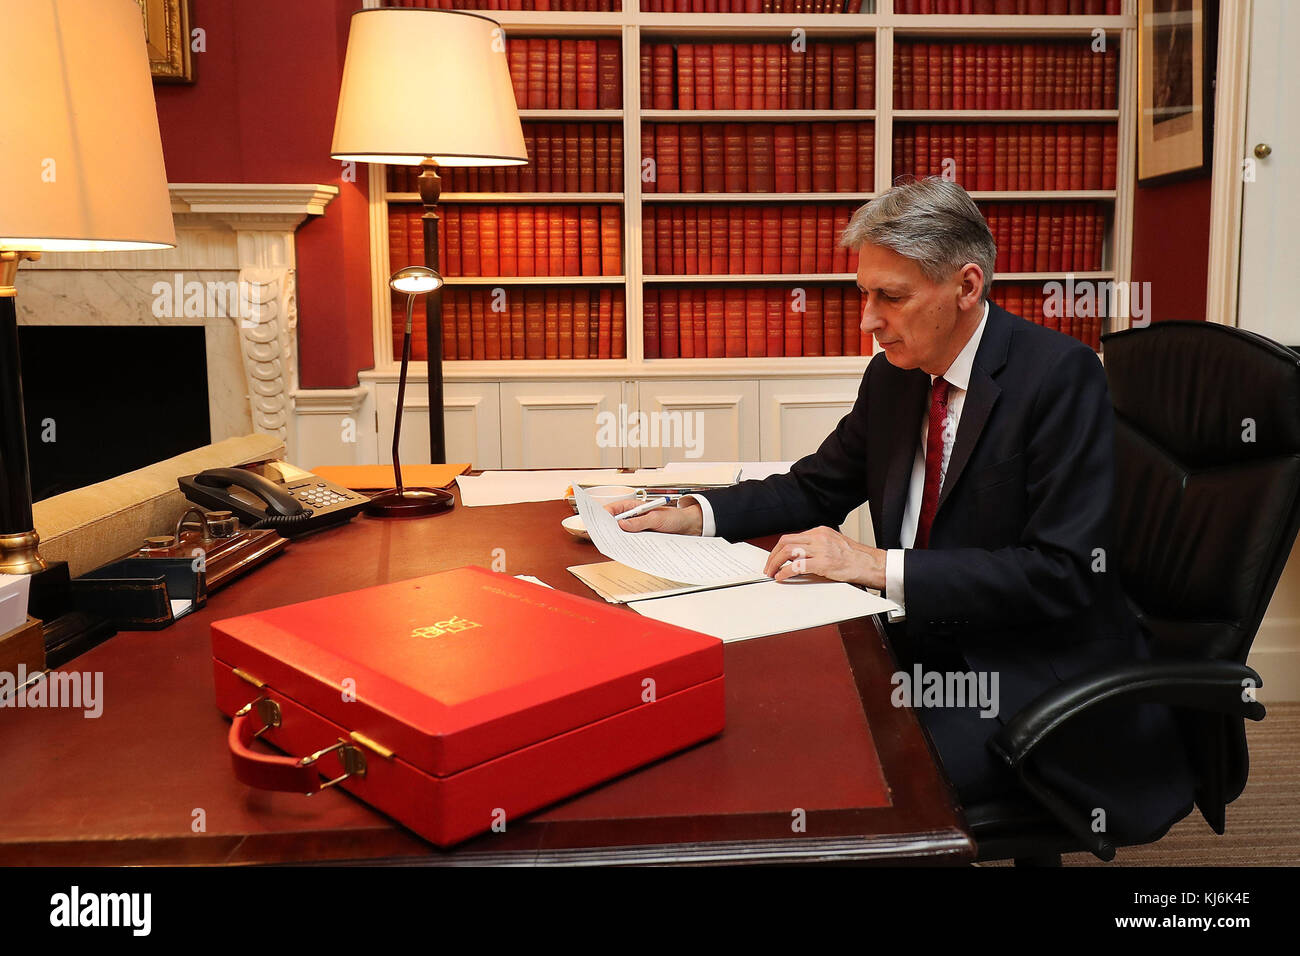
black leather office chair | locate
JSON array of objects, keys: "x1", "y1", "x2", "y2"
[{"x1": 968, "y1": 320, "x2": 1300, "y2": 864}]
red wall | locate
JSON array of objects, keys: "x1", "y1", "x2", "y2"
[{"x1": 152, "y1": 0, "x2": 373, "y2": 388}]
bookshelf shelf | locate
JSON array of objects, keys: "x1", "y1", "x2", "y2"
[
  {"x1": 643, "y1": 192, "x2": 877, "y2": 202},
  {"x1": 644, "y1": 273, "x2": 859, "y2": 283},
  {"x1": 441, "y1": 275, "x2": 627, "y2": 286},
  {"x1": 368, "y1": 0, "x2": 1137, "y2": 372}
]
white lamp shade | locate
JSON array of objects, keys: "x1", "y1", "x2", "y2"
[
  {"x1": 330, "y1": 9, "x2": 528, "y2": 168},
  {"x1": 0, "y1": 0, "x2": 176, "y2": 253}
]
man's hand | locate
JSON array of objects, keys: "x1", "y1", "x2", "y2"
[
  {"x1": 763, "y1": 526, "x2": 886, "y2": 589},
  {"x1": 602, "y1": 498, "x2": 704, "y2": 536}
]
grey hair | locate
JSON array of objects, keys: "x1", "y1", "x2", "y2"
[{"x1": 840, "y1": 177, "x2": 996, "y2": 299}]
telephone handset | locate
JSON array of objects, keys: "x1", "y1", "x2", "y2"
[{"x1": 178, "y1": 462, "x2": 368, "y2": 537}]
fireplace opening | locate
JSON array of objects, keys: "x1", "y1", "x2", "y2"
[{"x1": 17, "y1": 325, "x2": 211, "y2": 501}]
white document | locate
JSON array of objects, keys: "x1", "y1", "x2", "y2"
[
  {"x1": 0, "y1": 573, "x2": 32, "y2": 634},
  {"x1": 575, "y1": 464, "x2": 741, "y2": 488},
  {"x1": 572, "y1": 483, "x2": 771, "y2": 586},
  {"x1": 629, "y1": 578, "x2": 900, "y2": 643},
  {"x1": 568, "y1": 560, "x2": 761, "y2": 604},
  {"x1": 455, "y1": 469, "x2": 621, "y2": 507},
  {"x1": 513, "y1": 574, "x2": 554, "y2": 589},
  {"x1": 688, "y1": 460, "x2": 796, "y2": 482}
]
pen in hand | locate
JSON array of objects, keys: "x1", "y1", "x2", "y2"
[{"x1": 613, "y1": 496, "x2": 670, "y2": 520}]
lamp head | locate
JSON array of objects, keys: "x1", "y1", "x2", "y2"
[{"x1": 389, "y1": 265, "x2": 443, "y2": 295}]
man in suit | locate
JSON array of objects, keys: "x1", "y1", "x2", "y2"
[{"x1": 612, "y1": 178, "x2": 1195, "y2": 843}]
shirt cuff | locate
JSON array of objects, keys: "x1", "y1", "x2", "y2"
[
  {"x1": 885, "y1": 548, "x2": 907, "y2": 622},
  {"x1": 680, "y1": 494, "x2": 715, "y2": 537}
]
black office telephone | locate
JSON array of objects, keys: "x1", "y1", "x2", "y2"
[{"x1": 178, "y1": 461, "x2": 368, "y2": 537}]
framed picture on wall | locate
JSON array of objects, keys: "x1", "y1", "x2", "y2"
[
  {"x1": 1137, "y1": 0, "x2": 1212, "y2": 184},
  {"x1": 136, "y1": 0, "x2": 195, "y2": 84}
]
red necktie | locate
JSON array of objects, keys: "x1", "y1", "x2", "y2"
[{"x1": 914, "y1": 377, "x2": 951, "y2": 550}]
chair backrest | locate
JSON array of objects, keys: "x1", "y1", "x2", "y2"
[{"x1": 1103, "y1": 321, "x2": 1300, "y2": 663}]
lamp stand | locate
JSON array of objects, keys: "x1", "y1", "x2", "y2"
[
  {"x1": 0, "y1": 251, "x2": 47, "y2": 575},
  {"x1": 417, "y1": 158, "x2": 447, "y2": 464},
  {"x1": 363, "y1": 289, "x2": 453, "y2": 518}
]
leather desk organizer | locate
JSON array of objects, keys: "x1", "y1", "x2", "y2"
[{"x1": 71, "y1": 557, "x2": 207, "y2": 630}]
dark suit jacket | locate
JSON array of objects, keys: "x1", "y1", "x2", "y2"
[{"x1": 698, "y1": 302, "x2": 1194, "y2": 841}]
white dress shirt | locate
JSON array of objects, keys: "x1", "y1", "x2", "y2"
[{"x1": 683, "y1": 300, "x2": 990, "y2": 623}]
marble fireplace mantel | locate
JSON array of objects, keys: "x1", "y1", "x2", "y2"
[{"x1": 15, "y1": 183, "x2": 339, "y2": 447}]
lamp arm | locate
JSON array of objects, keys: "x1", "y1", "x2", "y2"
[{"x1": 391, "y1": 290, "x2": 418, "y2": 493}]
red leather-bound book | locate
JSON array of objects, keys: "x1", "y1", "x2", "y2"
[
  {"x1": 523, "y1": 289, "x2": 545, "y2": 358},
  {"x1": 1103, "y1": 48, "x2": 1117, "y2": 109},
  {"x1": 915, "y1": 123, "x2": 930, "y2": 176},
  {"x1": 652, "y1": 43, "x2": 674, "y2": 110},
  {"x1": 459, "y1": 207, "x2": 481, "y2": 277},
  {"x1": 858, "y1": 124, "x2": 874, "y2": 192},
  {"x1": 749, "y1": 124, "x2": 775, "y2": 192},
  {"x1": 816, "y1": 205, "x2": 835, "y2": 273},
  {"x1": 997, "y1": 43, "x2": 1013, "y2": 111},
  {"x1": 973, "y1": 126, "x2": 990, "y2": 190},
  {"x1": 830, "y1": 42, "x2": 855, "y2": 111},
  {"x1": 576, "y1": 40, "x2": 598, "y2": 110},
  {"x1": 553, "y1": 290, "x2": 571, "y2": 360},
  {"x1": 799, "y1": 206, "x2": 818, "y2": 274},
  {"x1": 408, "y1": 206, "x2": 428, "y2": 280},
  {"x1": 780, "y1": 286, "x2": 801, "y2": 357},
  {"x1": 597, "y1": 38, "x2": 620, "y2": 109},
  {"x1": 724, "y1": 288, "x2": 746, "y2": 357},
  {"x1": 897, "y1": 42, "x2": 912, "y2": 110},
  {"x1": 823, "y1": 287, "x2": 843, "y2": 356},
  {"x1": 913, "y1": 43, "x2": 929, "y2": 111},
  {"x1": 457, "y1": 288, "x2": 474, "y2": 359},
  {"x1": 1061, "y1": 202, "x2": 1077, "y2": 273},
  {"x1": 802, "y1": 287, "x2": 823, "y2": 357},
  {"x1": 544, "y1": 39, "x2": 562, "y2": 109},
  {"x1": 557, "y1": 206, "x2": 577, "y2": 276},
  {"x1": 857, "y1": 40, "x2": 874, "y2": 109},
  {"x1": 433, "y1": 288, "x2": 454, "y2": 362},
  {"x1": 745, "y1": 287, "x2": 766, "y2": 356},
  {"x1": 640, "y1": 124, "x2": 655, "y2": 194},
  {"x1": 533, "y1": 125, "x2": 552, "y2": 193},
  {"x1": 741, "y1": 209, "x2": 761, "y2": 274},
  {"x1": 656, "y1": 123, "x2": 681, "y2": 193},
  {"x1": 579, "y1": 124, "x2": 597, "y2": 192},
  {"x1": 516, "y1": 206, "x2": 534, "y2": 278},
  {"x1": 659, "y1": 288, "x2": 679, "y2": 358},
  {"x1": 733, "y1": 44, "x2": 753, "y2": 111},
  {"x1": 764, "y1": 43, "x2": 782, "y2": 111},
  {"x1": 543, "y1": 288, "x2": 560, "y2": 359},
  {"x1": 951, "y1": 42, "x2": 965, "y2": 110},
  {"x1": 508, "y1": 40, "x2": 529, "y2": 110},
  {"x1": 972, "y1": 43, "x2": 987, "y2": 111},
  {"x1": 683, "y1": 206, "x2": 699, "y2": 275},
  {"x1": 761, "y1": 207, "x2": 782, "y2": 274},
  {"x1": 993, "y1": 126, "x2": 1008, "y2": 191},
  {"x1": 535, "y1": 207, "x2": 553, "y2": 276},
  {"x1": 1084, "y1": 124, "x2": 1102, "y2": 190},
  {"x1": 1102, "y1": 123, "x2": 1117, "y2": 190},
  {"x1": 681, "y1": 123, "x2": 703, "y2": 193},
  {"x1": 780, "y1": 206, "x2": 801, "y2": 274},
  {"x1": 611, "y1": 125, "x2": 623, "y2": 189},
  {"x1": 525, "y1": 40, "x2": 545, "y2": 110},
  {"x1": 780, "y1": 44, "x2": 789, "y2": 110},
  {"x1": 388, "y1": 202, "x2": 408, "y2": 274},
  {"x1": 688, "y1": 289, "x2": 705, "y2": 359},
  {"x1": 812, "y1": 124, "x2": 835, "y2": 193},
  {"x1": 563, "y1": 123, "x2": 581, "y2": 193},
  {"x1": 794, "y1": 124, "x2": 813, "y2": 193},
  {"x1": 1047, "y1": 205, "x2": 1064, "y2": 273},
  {"x1": 705, "y1": 288, "x2": 725, "y2": 357},
  {"x1": 938, "y1": 43, "x2": 953, "y2": 111},
  {"x1": 1091, "y1": 204, "x2": 1104, "y2": 270},
  {"x1": 560, "y1": 39, "x2": 579, "y2": 110},
  {"x1": 670, "y1": 205, "x2": 686, "y2": 274},
  {"x1": 714, "y1": 44, "x2": 735, "y2": 110},
  {"x1": 597, "y1": 288, "x2": 613, "y2": 359},
  {"x1": 676, "y1": 289, "x2": 695, "y2": 358},
  {"x1": 1033, "y1": 206, "x2": 1049, "y2": 273},
  {"x1": 832, "y1": 206, "x2": 850, "y2": 273},
  {"x1": 1008, "y1": 203, "x2": 1024, "y2": 273},
  {"x1": 642, "y1": 208, "x2": 657, "y2": 274},
  {"x1": 479, "y1": 207, "x2": 500, "y2": 278},
  {"x1": 594, "y1": 125, "x2": 611, "y2": 193},
  {"x1": 773, "y1": 124, "x2": 797, "y2": 193},
  {"x1": 845, "y1": 288, "x2": 862, "y2": 356},
  {"x1": 696, "y1": 207, "x2": 713, "y2": 275},
  {"x1": 575, "y1": 206, "x2": 597, "y2": 277},
  {"x1": 642, "y1": 288, "x2": 660, "y2": 359},
  {"x1": 765, "y1": 288, "x2": 784, "y2": 357},
  {"x1": 600, "y1": 205, "x2": 621, "y2": 276},
  {"x1": 789, "y1": 44, "x2": 806, "y2": 110},
  {"x1": 1018, "y1": 123, "x2": 1033, "y2": 193},
  {"x1": 640, "y1": 42, "x2": 654, "y2": 109},
  {"x1": 710, "y1": 206, "x2": 729, "y2": 274},
  {"x1": 934, "y1": 126, "x2": 949, "y2": 183},
  {"x1": 722, "y1": 124, "x2": 746, "y2": 193},
  {"x1": 700, "y1": 123, "x2": 725, "y2": 193},
  {"x1": 678, "y1": 45, "x2": 696, "y2": 111},
  {"x1": 694, "y1": 44, "x2": 714, "y2": 110},
  {"x1": 508, "y1": 294, "x2": 525, "y2": 360},
  {"x1": 812, "y1": 43, "x2": 832, "y2": 110},
  {"x1": 727, "y1": 206, "x2": 745, "y2": 274},
  {"x1": 1069, "y1": 123, "x2": 1085, "y2": 190},
  {"x1": 612, "y1": 292, "x2": 626, "y2": 359}
]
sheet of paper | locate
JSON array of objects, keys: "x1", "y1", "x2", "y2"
[
  {"x1": 513, "y1": 574, "x2": 554, "y2": 589},
  {"x1": 572, "y1": 484, "x2": 771, "y2": 586},
  {"x1": 575, "y1": 464, "x2": 741, "y2": 488},
  {"x1": 455, "y1": 469, "x2": 621, "y2": 507},
  {"x1": 568, "y1": 560, "x2": 761, "y2": 604},
  {"x1": 629, "y1": 578, "x2": 900, "y2": 643}
]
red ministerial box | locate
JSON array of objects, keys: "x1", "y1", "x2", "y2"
[{"x1": 210, "y1": 565, "x2": 724, "y2": 847}]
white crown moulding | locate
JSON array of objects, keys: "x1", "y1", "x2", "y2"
[{"x1": 168, "y1": 183, "x2": 340, "y2": 218}]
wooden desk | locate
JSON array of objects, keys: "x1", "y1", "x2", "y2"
[{"x1": 0, "y1": 489, "x2": 972, "y2": 865}]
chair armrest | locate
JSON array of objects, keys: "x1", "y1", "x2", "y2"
[{"x1": 989, "y1": 660, "x2": 1265, "y2": 770}]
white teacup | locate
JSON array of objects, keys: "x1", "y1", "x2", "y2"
[{"x1": 567, "y1": 484, "x2": 647, "y2": 514}]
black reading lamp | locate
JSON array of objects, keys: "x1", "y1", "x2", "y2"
[
  {"x1": 365, "y1": 266, "x2": 453, "y2": 518},
  {"x1": 330, "y1": 7, "x2": 527, "y2": 467}
]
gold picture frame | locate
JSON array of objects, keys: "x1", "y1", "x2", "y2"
[
  {"x1": 136, "y1": 0, "x2": 195, "y2": 84},
  {"x1": 1137, "y1": 0, "x2": 1212, "y2": 184}
]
